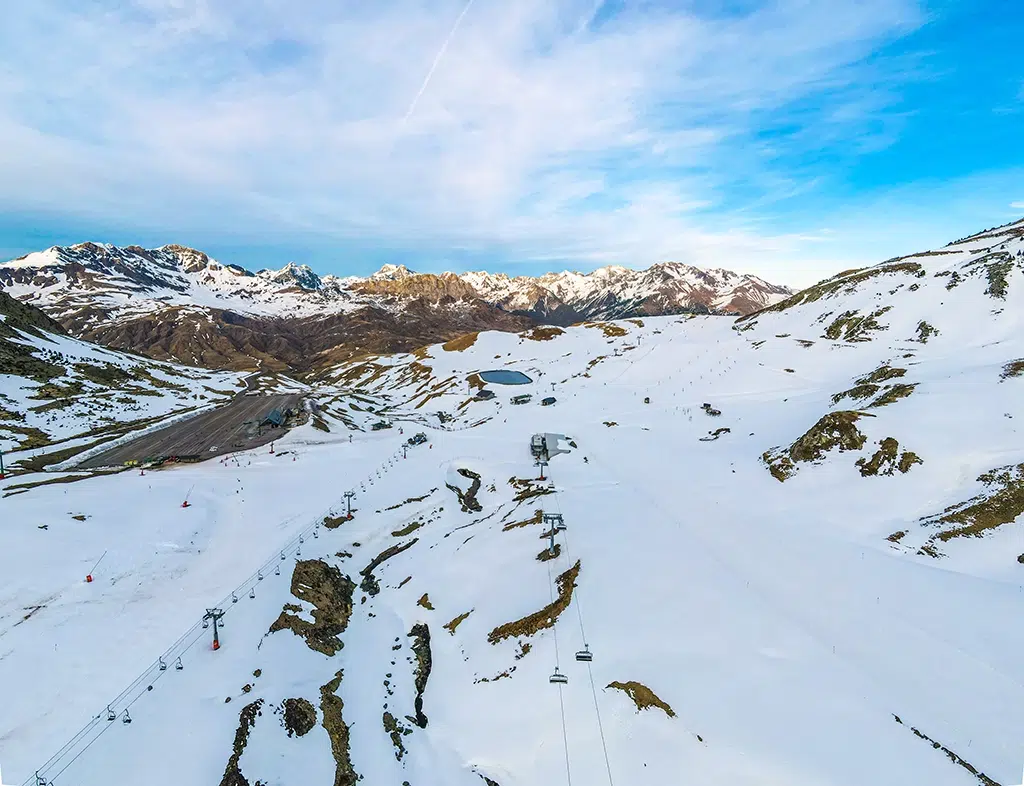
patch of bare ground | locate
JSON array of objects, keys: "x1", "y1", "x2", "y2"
[
  {"x1": 887, "y1": 530, "x2": 907, "y2": 543},
  {"x1": 892, "y1": 715, "x2": 998, "y2": 786},
  {"x1": 323, "y1": 515, "x2": 348, "y2": 529},
  {"x1": 1000, "y1": 359, "x2": 1024, "y2": 380},
  {"x1": 383, "y1": 710, "x2": 413, "y2": 760},
  {"x1": 522, "y1": 326, "x2": 564, "y2": 341},
  {"x1": 321, "y1": 670, "x2": 358, "y2": 786},
  {"x1": 282, "y1": 697, "x2": 316, "y2": 737},
  {"x1": 488, "y1": 561, "x2": 580, "y2": 644},
  {"x1": 417, "y1": 593, "x2": 434, "y2": 610},
  {"x1": 391, "y1": 521, "x2": 423, "y2": 537},
  {"x1": 408, "y1": 623, "x2": 432, "y2": 728},
  {"x1": 603, "y1": 421, "x2": 617, "y2": 427},
  {"x1": 467, "y1": 372, "x2": 485, "y2": 390},
  {"x1": 919, "y1": 463, "x2": 1024, "y2": 550},
  {"x1": 824, "y1": 306, "x2": 893, "y2": 342},
  {"x1": 360, "y1": 539, "x2": 419, "y2": 596},
  {"x1": 447, "y1": 468, "x2": 483, "y2": 512},
  {"x1": 537, "y1": 544, "x2": 561, "y2": 561},
  {"x1": 606, "y1": 681, "x2": 675, "y2": 718},
  {"x1": 584, "y1": 321, "x2": 629, "y2": 338},
  {"x1": 763, "y1": 411, "x2": 873, "y2": 482},
  {"x1": 219, "y1": 699, "x2": 263, "y2": 786},
  {"x1": 508, "y1": 476, "x2": 555, "y2": 503},
  {"x1": 442, "y1": 332, "x2": 479, "y2": 352},
  {"x1": 268, "y1": 560, "x2": 355, "y2": 656},
  {"x1": 444, "y1": 610, "x2": 472, "y2": 634},
  {"x1": 856, "y1": 437, "x2": 922, "y2": 476},
  {"x1": 502, "y1": 508, "x2": 543, "y2": 531},
  {"x1": 384, "y1": 489, "x2": 438, "y2": 511}
]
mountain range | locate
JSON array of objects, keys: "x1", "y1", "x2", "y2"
[{"x1": 0, "y1": 243, "x2": 791, "y2": 372}]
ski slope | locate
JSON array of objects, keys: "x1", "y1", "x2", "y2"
[{"x1": 4, "y1": 220, "x2": 1024, "y2": 785}]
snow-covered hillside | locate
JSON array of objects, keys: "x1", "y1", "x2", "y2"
[
  {"x1": 4, "y1": 219, "x2": 1024, "y2": 786},
  {"x1": 0, "y1": 290, "x2": 245, "y2": 469}
]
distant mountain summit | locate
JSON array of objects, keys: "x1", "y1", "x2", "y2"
[{"x1": 0, "y1": 242, "x2": 792, "y2": 372}]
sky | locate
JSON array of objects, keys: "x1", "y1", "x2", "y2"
[{"x1": 0, "y1": 0, "x2": 1021, "y2": 287}]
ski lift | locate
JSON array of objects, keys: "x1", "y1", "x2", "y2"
[
  {"x1": 274, "y1": 564, "x2": 280, "y2": 576},
  {"x1": 280, "y1": 551, "x2": 286, "y2": 561},
  {"x1": 299, "y1": 535, "x2": 304, "y2": 545},
  {"x1": 575, "y1": 647, "x2": 593, "y2": 663},
  {"x1": 297, "y1": 546, "x2": 302, "y2": 556},
  {"x1": 202, "y1": 619, "x2": 209, "y2": 629},
  {"x1": 107, "y1": 706, "x2": 116, "y2": 721},
  {"x1": 549, "y1": 668, "x2": 568, "y2": 685},
  {"x1": 313, "y1": 528, "x2": 319, "y2": 539},
  {"x1": 248, "y1": 587, "x2": 255, "y2": 599},
  {"x1": 556, "y1": 520, "x2": 567, "y2": 531},
  {"x1": 258, "y1": 570, "x2": 264, "y2": 581},
  {"x1": 232, "y1": 592, "x2": 238, "y2": 603},
  {"x1": 175, "y1": 657, "x2": 183, "y2": 671},
  {"x1": 122, "y1": 710, "x2": 132, "y2": 724},
  {"x1": 158, "y1": 657, "x2": 167, "y2": 671}
]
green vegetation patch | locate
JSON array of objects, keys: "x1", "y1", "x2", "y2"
[
  {"x1": 488, "y1": 561, "x2": 580, "y2": 644},
  {"x1": 1000, "y1": 359, "x2": 1024, "y2": 380},
  {"x1": 915, "y1": 321, "x2": 939, "y2": 343},
  {"x1": 268, "y1": 559, "x2": 355, "y2": 656},
  {"x1": 868, "y1": 383, "x2": 917, "y2": 408},
  {"x1": 606, "y1": 681, "x2": 675, "y2": 718},
  {"x1": 823, "y1": 306, "x2": 892, "y2": 342},
  {"x1": 219, "y1": 699, "x2": 263, "y2": 786},
  {"x1": 856, "y1": 437, "x2": 922, "y2": 476},
  {"x1": 738, "y1": 261, "x2": 923, "y2": 321},
  {"x1": 383, "y1": 711, "x2": 413, "y2": 760},
  {"x1": 408, "y1": 623, "x2": 432, "y2": 728},
  {"x1": 763, "y1": 411, "x2": 874, "y2": 482},
  {"x1": 922, "y1": 463, "x2": 1024, "y2": 543},
  {"x1": 392, "y1": 521, "x2": 423, "y2": 537},
  {"x1": 282, "y1": 697, "x2": 317, "y2": 737},
  {"x1": 320, "y1": 670, "x2": 358, "y2": 786}
]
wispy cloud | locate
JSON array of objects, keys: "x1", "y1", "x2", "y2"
[
  {"x1": 1011, "y1": 201, "x2": 1024, "y2": 210},
  {"x1": 0, "y1": 0, "x2": 949, "y2": 281}
]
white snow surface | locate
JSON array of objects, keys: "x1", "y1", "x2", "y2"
[{"x1": 4, "y1": 219, "x2": 1024, "y2": 785}]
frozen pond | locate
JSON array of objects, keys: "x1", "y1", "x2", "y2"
[{"x1": 479, "y1": 369, "x2": 533, "y2": 385}]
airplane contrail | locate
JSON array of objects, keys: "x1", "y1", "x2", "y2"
[{"x1": 400, "y1": 0, "x2": 477, "y2": 126}]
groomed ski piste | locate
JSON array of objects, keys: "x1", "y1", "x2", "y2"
[{"x1": 4, "y1": 219, "x2": 1024, "y2": 785}]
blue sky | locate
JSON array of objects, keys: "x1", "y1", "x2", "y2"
[{"x1": 0, "y1": 0, "x2": 1020, "y2": 287}]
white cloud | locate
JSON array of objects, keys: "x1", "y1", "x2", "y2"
[
  {"x1": 0, "y1": 0, "x2": 932, "y2": 281},
  {"x1": 1011, "y1": 202, "x2": 1024, "y2": 210}
]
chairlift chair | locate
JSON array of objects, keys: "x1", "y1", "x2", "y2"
[
  {"x1": 122, "y1": 710, "x2": 132, "y2": 724},
  {"x1": 202, "y1": 619, "x2": 209, "y2": 629},
  {"x1": 107, "y1": 706, "x2": 116, "y2": 721},
  {"x1": 314, "y1": 529, "x2": 319, "y2": 539},
  {"x1": 299, "y1": 535, "x2": 304, "y2": 545},
  {"x1": 232, "y1": 592, "x2": 238, "y2": 603},
  {"x1": 158, "y1": 657, "x2": 167, "y2": 671},
  {"x1": 575, "y1": 647, "x2": 593, "y2": 663},
  {"x1": 275, "y1": 564, "x2": 280, "y2": 576},
  {"x1": 258, "y1": 570, "x2": 264, "y2": 581},
  {"x1": 280, "y1": 551, "x2": 286, "y2": 560},
  {"x1": 549, "y1": 668, "x2": 568, "y2": 685},
  {"x1": 249, "y1": 587, "x2": 255, "y2": 599},
  {"x1": 175, "y1": 657, "x2": 183, "y2": 671}
]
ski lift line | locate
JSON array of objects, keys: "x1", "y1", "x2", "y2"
[
  {"x1": 23, "y1": 483, "x2": 370, "y2": 786},
  {"x1": 543, "y1": 478, "x2": 615, "y2": 786},
  {"x1": 557, "y1": 682, "x2": 574, "y2": 786}
]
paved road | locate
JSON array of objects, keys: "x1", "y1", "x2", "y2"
[{"x1": 79, "y1": 393, "x2": 303, "y2": 469}]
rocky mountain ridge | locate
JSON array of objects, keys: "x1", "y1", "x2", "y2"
[{"x1": 0, "y1": 242, "x2": 791, "y2": 372}]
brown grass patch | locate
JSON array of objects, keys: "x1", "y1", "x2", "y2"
[
  {"x1": 502, "y1": 508, "x2": 543, "y2": 531},
  {"x1": 584, "y1": 322, "x2": 629, "y2": 338},
  {"x1": 320, "y1": 670, "x2": 358, "y2": 785},
  {"x1": 443, "y1": 332, "x2": 479, "y2": 352},
  {"x1": 417, "y1": 593, "x2": 434, "y2": 610},
  {"x1": 606, "y1": 680, "x2": 675, "y2": 718},
  {"x1": 444, "y1": 610, "x2": 473, "y2": 635},
  {"x1": 923, "y1": 463, "x2": 1024, "y2": 543},
  {"x1": 219, "y1": 699, "x2": 263, "y2": 786},
  {"x1": 488, "y1": 561, "x2": 580, "y2": 644},
  {"x1": 360, "y1": 539, "x2": 419, "y2": 596},
  {"x1": 522, "y1": 326, "x2": 564, "y2": 341}
]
